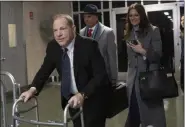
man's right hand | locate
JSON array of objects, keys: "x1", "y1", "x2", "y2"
[{"x1": 19, "y1": 87, "x2": 36, "y2": 103}]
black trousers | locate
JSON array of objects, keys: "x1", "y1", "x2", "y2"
[
  {"x1": 125, "y1": 84, "x2": 140, "y2": 127},
  {"x1": 62, "y1": 96, "x2": 106, "y2": 127}
]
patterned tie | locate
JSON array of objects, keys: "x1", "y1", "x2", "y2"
[
  {"x1": 61, "y1": 48, "x2": 71, "y2": 99},
  {"x1": 87, "y1": 28, "x2": 93, "y2": 37}
]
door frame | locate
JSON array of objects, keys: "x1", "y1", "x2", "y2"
[{"x1": 111, "y1": 2, "x2": 181, "y2": 80}]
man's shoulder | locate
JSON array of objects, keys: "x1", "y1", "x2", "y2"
[
  {"x1": 99, "y1": 23, "x2": 113, "y2": 32},
  {"x1": 80, "y1": 27, "x2": 86, "y2": 32},
  {"x1": 47, "y1": 39, "x2": 58, "y2": 46},
  {"x1": 76, "y1": 35, "x2": 98, "y2": 48},
  {"x1": 104, "y1": 25, "x2": 113, "y2": 32},
  {"x1": 46, "y1": 39, "x2": 60, "y2": 51}
]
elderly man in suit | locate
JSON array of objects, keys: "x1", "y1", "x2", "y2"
[
  {"x1": 80, "y1": 4, "x2": 118, "y2": 85},
  {"x1": 19, "y1": 14, "x2": 110, "y2": 127}
]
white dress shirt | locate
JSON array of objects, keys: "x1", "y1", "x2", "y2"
[{"x1": 65, "y1": 38, "x2": 78, "y2": 94}]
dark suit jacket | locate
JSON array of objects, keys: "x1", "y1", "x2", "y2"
[{"x1": 29, "y1": 34, "x2": 110, "y2": 107}]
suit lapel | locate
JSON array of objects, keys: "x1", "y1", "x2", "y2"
[
  {"x1": 52, "y1": 39, "x2": 62, "y2": 74},
  {"x1": 59, "y1": 48, "x2": 63, "y2": 73},
  {"x1": 94, "y1": 22, "x2": 105, "y2": 41}
]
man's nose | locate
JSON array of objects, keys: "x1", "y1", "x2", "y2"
[
  {"x1": 56, "y1": 31, "x2": 62, "y2": 37},
  {"x1": 84, "y1": 17, "x2": 88, "y2": 22}
]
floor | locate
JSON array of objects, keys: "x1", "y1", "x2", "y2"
[{"x1": 1, "y1": 83, "x2": 184, "y2": 127}]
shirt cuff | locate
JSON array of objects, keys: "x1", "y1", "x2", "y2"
[
  {"x1": 143, "y1": 56, "x2": 147, "y2": 60},
  {"x1": 30, "y1": 87, "x2": 37, "y2": 94}
]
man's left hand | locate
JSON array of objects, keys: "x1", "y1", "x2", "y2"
[{"x1": 68, "y1": 93, "x2": 84, "y2": 108}]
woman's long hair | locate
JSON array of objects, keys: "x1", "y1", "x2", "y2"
[{"x1": 125, "y1": 3, "x2": 150, "y2": 39}]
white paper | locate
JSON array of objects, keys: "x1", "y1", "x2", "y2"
[{"x1": 8, "y1": 24, "x2": 17, "y2": 48}]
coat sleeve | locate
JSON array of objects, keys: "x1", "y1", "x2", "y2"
[
  {"x1": 145, "y1": 27, "x2": 162, "y2": 63},
  {"x1": 28, "y1": 41, "x2": 56, "y2": 95},
  {"x1": 107, "y1": 29, "x2": 118, "y2": 84}
]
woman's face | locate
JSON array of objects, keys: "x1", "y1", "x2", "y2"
[{"x1": 129, "y1": 9, "x2": 140, "y2": 26}]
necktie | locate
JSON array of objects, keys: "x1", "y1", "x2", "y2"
[
  {"x1": 61, "y1": 48, "x2": 71, "y2": 99},
  {"x1": 87, "y1": 28, "x2": 93, "y2": 37}
]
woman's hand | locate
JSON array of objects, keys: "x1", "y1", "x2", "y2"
[{"x1": 128, "y1": 40, "x2": 146, "y2": 56}]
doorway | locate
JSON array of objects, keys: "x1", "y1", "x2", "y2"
[{"x1": 1, "y1": 2, "x2": 27, "y2": 91}]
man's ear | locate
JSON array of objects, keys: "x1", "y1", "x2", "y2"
[{"x1": 72, "y1": 25, "x2": 76, "y2": 33}]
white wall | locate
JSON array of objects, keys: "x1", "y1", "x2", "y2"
[{"x1": 23, "y1": 1, "x2": 72, "y2": 84}]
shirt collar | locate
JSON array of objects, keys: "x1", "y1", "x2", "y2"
[
  {"x1": 88, "y1": 23, "x2": 98, "y2": 31},
  {"x1": 66, "y1": 38, "x2": 75, "y2": 52}
]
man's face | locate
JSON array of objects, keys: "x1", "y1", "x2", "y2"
[
  {"x1": 53, "y1": 17, "x2": 75, "y2": 47},
  {"x1": 83, "y1": 14, "x2": 98, "y2": 28}
]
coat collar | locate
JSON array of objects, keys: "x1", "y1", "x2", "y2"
[
  {"x1": 94, "y1": 22, "x2": 105, "y2": 41},
  {"x1": 82, "y1": 22, "x2": 105, "y2": 41}
]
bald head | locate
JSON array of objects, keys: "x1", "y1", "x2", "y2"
[{"x1": 52, "y1": 14, "x2": 74, "y2": 27}]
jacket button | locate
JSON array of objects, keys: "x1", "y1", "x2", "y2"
[
  {"x1": 135, "y1": 66, "x2": 138, "y2": 68},
  {"x1": 135, "y1": 55, "x2": 137, "y2": 58}
]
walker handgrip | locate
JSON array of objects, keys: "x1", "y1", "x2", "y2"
[
  {"x1": 12, "y1": 97, "x2": 38, "y2": 111},
  {"x1": 12, "y1": 97, "x2": 38, "y2": 115},
  {"x1": 68, "y1": 110, "x2": 83, "y2": 122}
]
